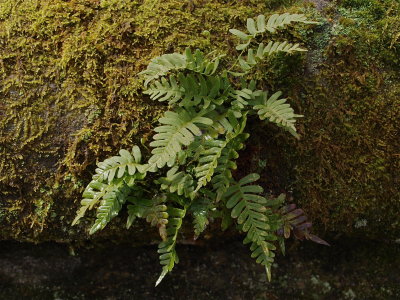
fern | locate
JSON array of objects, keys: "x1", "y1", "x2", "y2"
[
  {"x1": 127, "y1": 196, "x2": 169, "y2": 240},
  {"x1": 224, "y1": 173, "x2": 279, "y2": 280},
  {"x1": 139, "y1": 48, "x2": 221, "y2": 86},
  {"x1": 230, "y1": 13, "x2": 318, "y2": 50},
  {"x1": 144, "y1": 75, "x2": 184, "y2": 105},
  {"x1": 156, "y1": 206, "x2": 186, "y2": 286},
  {"x1": 238, "y1": 42, "x2": 307, "y2": 72},
  {"x1": 190, "y1": 197, "x2": 212, "y2": 239},
  {"x1": 157, "y1": 166, "x2": 195, "y2": 199},
  {"x1": 72, "y1": 11, "x2": 322, "y2": 286},
  {"x1": 89, "y1": 178, "x2": 131, "y2": 234},
  {"x1": 252, "y1": 91, "x2": 303, "y2": 137},
  {"x1": 95, "y1": 146, "x2": 147, "y2": 183},
  {"x1": 72, "y1": 146, "x2": 146, "y2": 226},
  {"x1": 148, "y1": 108, "x2": 213, "y2": 169}
]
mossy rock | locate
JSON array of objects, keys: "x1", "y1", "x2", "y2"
[{"x1": 0, "y1": 0, "x2": 398, "y2": 242}]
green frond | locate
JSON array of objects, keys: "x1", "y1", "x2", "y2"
[
  {"x1": 252, "y1": 91, "x2": 302, "y2": 138},
  {"x1": 145, "y1": 73, "x2": 230, "y2": 108},
  {"x1": 265, "y1": 13, "x2": 318, "y2": 33},
  {"x1": 144, "y1": 75, "x2": 184, "y2": 105},
  {"x1": 190, "y1": 197, "x2": 211, "y2": 239},
  {"x1": 95, "y1": 146, "x2": 147, "y2": 183},
  {"x1": 178, "y1": 73, "x2": 230, "y2": 108},
  {"x1": 230, "y1": 13, "x2": 317, "y2": 51},
  {"x1": 157, "y1": 166, "x2": 195, "y2": 199},
  {"x1": 203, "y1": 110, "x2": 235, "y2": 137},
  {"x1": 139, "y1": 53, "x2": 186, "y2": 86},
  {"x1": 245, "y1": 238, "x2": 276, "y2": 281},
  {"x1": 72, "y1": 180, "x2": 108, "y2": 226},
  {"x1": 148, "y1": 108, "x2": 213, "y2": 169},
  {"x1": 195, "y1": 113, "x2": 248, "y2": 193},
  {"x1": 185, "y1": 48, "x2": 221, "y2": 76},
  {"x1": 230, "y1": 87, "x2": 263, "y2": 111},
  {"x1": 89, "y1": 178, "x2": 132, "y2": 234},
  {"x1": 224, "y1": 174, "x2": 268, "y2": 243},
  {"x1": 194, "y1": 138, "x2": 226, "y2": 192},
  {"x1": 127, "y1": 196, "x2": 168, "y2": 240},
  {"x1": 224, "y1": 173, "x2": 279, "y2": 280},
  {"x1": 139, "y1": 48, "x2": 221, "y2": 87},
  {"x1": 238, "y1": 42, "x2": 306, "y2": 72},
  {"x1": 156, "y1": 207, "x2": 186, "y2": 286}
]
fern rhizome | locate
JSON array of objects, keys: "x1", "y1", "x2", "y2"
[{"x1": 72, "y1": 13, "x2": 327, "y2": 286}]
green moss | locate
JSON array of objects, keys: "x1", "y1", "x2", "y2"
[
  {"x1": 1, "y1": 0, "x2": 398, "y2": 242},
  {"x1": 276, "y1": 0, "x2": 400, "y2": 239},
  {"x1": 0, "y1": 0, "x2": 289, "y2": 241}
]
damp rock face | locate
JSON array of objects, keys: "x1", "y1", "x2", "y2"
[{"x1": 1, "y1": 0, "x2": 399, "y2": 243}]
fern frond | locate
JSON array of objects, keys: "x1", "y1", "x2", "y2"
[
  {"x1": 194, "y1": 138, "x2": 226, "y2": 192},
  {"x1": 178, "y1": 73, "x2": 230, "y2": 108},
  {"x1": 156, "y1": 207, "x2": 186, "y2": 286},
  {"x1": 146, "y1": 74, "x2": 229, "y2": 108},
  {"x1": 72, "y1": 180, "x2": 108, "y2": 226},
  {"x1": 139, "y1": 48, "x2": 221, "y2": 87},
  {"x1": 190, "y1": 197, "x2": 211, "y2": 239},
  {"x1": 225, "y1": 174, "x2": 268, "y2": 243},
  {"x1": 238, "y1": 42, "x2": 306, "y2": 72},
  {"x1": 211, "y1": 119, "x2": 249, "y2": 201},
  {"x1": 144, "y1": 75, "x2": 184, "y2": 105},
  {"x1": 224, "y1": 173, "x2": 278, "y2": 280},
  {"x1": 127, "y1": 196, "x2": 169, "y2": 239},
  {"x1": 157, "y1": 166, "x2": 195, "y2": 199},
  {"x1": 265, "y1": 13, "x2": 318, "y2": 33},
  {"x1": 148, "y1": 108, "x2": 213, "y2": 169},
  {"x1": 185, "y1": 48, "x2": 220, "y2": 76},
  {"x1": 230, "y1": 13, "x2": 317, "y2": 51},
  {"x1": 195, "y1": 113, "x2": 248, "y2": 192},
  {"x1": 252, "y1": 91, "x2": 302, "y2": 137},
  {"x1": 245, "y1": 238, "x2": 276, "y2": 281},
  {"x1": 139, "y1": 53, "x2": 186, "y2": 86},
  {"x1": 95, "y1": 146, "x2": 147, "y2": 183},
  {"x1": 89, "y1": 178, "x2": 132, "y2": 234}
]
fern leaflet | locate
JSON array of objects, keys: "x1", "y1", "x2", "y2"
[
  {"x1": 157, "y1": 166, "x2": 195, "y2": 199},
  {"x1": 89, "y1": 178, "x2": 131, "y2": 234},
  {"x1": 156, "y1": 206, "x2": 186, "y2": 286},
  {"x1": 224, "y1": 173, "x2": 278, "y2": 279},
  {"x1": 252, "y1": 91, "x2": 302, "y2": 137},
  {"x1": 148, "y1": 108, "x2": 213, "y2": 169}
]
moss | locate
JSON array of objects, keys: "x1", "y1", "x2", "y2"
[
  {"x1": 1, "y1": 0, "x2": 398, "y2": 242},
  {"x1": 274, "y1": 0, "x2": 400, "y2": 239},
  {"x1": 0, "y1": 0, "x2": 288, "y2": 241}
]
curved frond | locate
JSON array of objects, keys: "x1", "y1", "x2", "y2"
[
  {"x1": 157, "y1": 166, "x2": 195, "y2": 199},
  {"x1": 185, "y1": 48, "x2": 221, "y2": 76},
  {"x1": 127, "y1": 196, "x2": 168, "y2": 240},
  {"x1": 148, "y1": 108, "x2": 213, "y2": 169},
  {"x1": 95, "y1": 146, "x2": 147, "y2": 183},
  {"x1": 144, "y1": 75, "x2": 184, "y2": 105},
  {"x1": 89, "y1": 179, "x2": 132, "y2": 234},
  {"x1": 230, "y1": 13, "x2": 317, "y2": 51},
  {"x1": 72, "y1": 180, "x2": 108, "y2": 226},
  {"x1": 265, "y1": 13, "x2": 318, "y2": 33},
  {"x1": 139, "y1": 48, "x2": 221, "y2": 87},
  {"x1": 212, "y1": 130, "x2": 249, "y2": 201},
  {"x1": 238, "y1": 42, "x2": 306, "y2": 72},
  {"x1": 139, "y1": 53, "x2": 186, "y2": 86},
  {"x1": 224, "y1": 173, "x2": 278, "y2": 280},
  {"x1": 189, "y1": 197, "x2": 212, "y2": 239},
  {"x1": 156, "y1": 207, "x2": 186, "y2": 286},
  {"x1": 252, "y1": 91, "x2": 302, "y2": 137}
]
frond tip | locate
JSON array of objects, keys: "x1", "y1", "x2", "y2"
[
  {"x1": 252, "y1": 91, "x2": 303, "y2": 138},
  {"x1": 156, "y1": 207, "x2": 186, "y2": 286}
]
